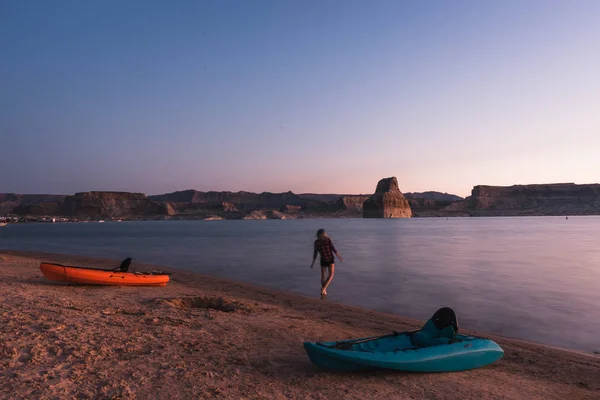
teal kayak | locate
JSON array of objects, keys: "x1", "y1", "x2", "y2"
[{"x1": 303, "y1": 307, "x2": 504, "y2": 372}]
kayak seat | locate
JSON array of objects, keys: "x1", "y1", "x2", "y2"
[
  {"x1": 430, "y1": 307, "x2": 459, "y2": 333},
  {"x1": 114, "y1": 257, "x2": 132, "y2": 272},
  {"x1": 411, "y1": 307, "x2": 458, "y2": 348}
]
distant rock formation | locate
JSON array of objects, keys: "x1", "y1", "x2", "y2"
[
  {"x1": 404, "y1": 191, "x2": 463, "y2": 202},
  {"x1": 463, "y1": 183, "x2": 600, "y2": 216},
  {"x1": 150, "y1": 190, "x2": 375, "y2": 218},
  {"x1": 337, "y1": 195, "x2": 369, "y2": 212},
  {"x1": 204, "y1": 215, "x2": 225, "y2": 221},
  {"x1": 12, "y1": 202, "x2": 62, "y2": 216},
  {"x1": 164, "y1": 203, "x2": 177, "y2": 216},
  {"x1": 363, "y1": 177, "x2": 412, "y2": 218},
  {"x1": 281, "y1": 205, "x2": 302, "y2": 214},
  {"x1": 149, "y1": 190, "x2": 306, "y2": 211},
  {"x1": 404, "y1": 192, "x2": 464, "y2": 217},
  {"x1": 441, "y1": 200, "x2": 469, "y2": 214},
  {"x1": 242, "y1": 210, "x2": 287, "y2": 220},
  {"x1": 0, "y1": 194, "x2": 66, "y2": 216},
  {"x1": 222, "y1": 202, "x2": 238, "y2": 212},
  {"x1": 15, "y1": 182, "x2": 600, "y2": 219},
  {"x1": 243, "y1": 210, "x2": 268, "y2": 220},
  {"x1": 296, "y1": 193, "x2": 343, "y2": 203},
  {"x1": 61, "y1": 192, "x2": 169, "y2": 218}
]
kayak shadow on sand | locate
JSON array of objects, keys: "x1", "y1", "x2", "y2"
[
  {"x1": 11, "y1": 276, "x2": 70, "y2": 286},
  {"x1": 249, "y1": 352, "x2": 420, "y2": 380},
  {"x1": 13, "y1": 277, "x2": 125, "y2": 289}
]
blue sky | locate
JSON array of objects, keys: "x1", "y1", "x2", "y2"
[{"x1": 1, "y1": 0, "x2": 599, "y2": 197}]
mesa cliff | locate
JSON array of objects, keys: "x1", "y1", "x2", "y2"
[
  {"x1": 61, "y1": 192, "x2": 173, "y2": 218},
  {"x1": 0, "y1": 194, "x2": 66, "y2": 217},
  {"x1": 4, "y1": 192, "x2": 172, "y2": 219},
  {"x1": 148, "y1": 190, "x2": 306, "y2": 210},
  {"x1": 462, "y1": 183, "x2": 600, "y2": 216},
  {"x1": 1, "y1": 190, "x2": 371, "y2": 220}
]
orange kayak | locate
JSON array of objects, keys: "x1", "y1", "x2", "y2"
[{"x1": 40, "y1": 262, "x2": 170, "y2": 286}]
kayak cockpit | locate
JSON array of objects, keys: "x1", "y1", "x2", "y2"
[{"x1": 320, "y1": 306, "x2": 460, "y2": 352}]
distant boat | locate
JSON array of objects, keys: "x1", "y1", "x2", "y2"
[
  {"x1": 0, "y1": 222, "x2": 7, "y2": 227},
  {"x1": 98, "y1": 220, "x2": 105, "y2": 223}
]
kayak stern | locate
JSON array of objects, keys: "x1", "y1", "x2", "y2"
[{"x1": 304, "y1": 342, "x2": 379, "y2": 372}]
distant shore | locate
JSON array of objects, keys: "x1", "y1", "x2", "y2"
[
  {"x1": 5, "y1": 182, "x2": 600, "y2": 222},
  {"x1": 1, "y1": 250, "x2": 598, "y2": 399},
  {"x1": 3, "y1": 213, "x2": 598, "y2": 225}
]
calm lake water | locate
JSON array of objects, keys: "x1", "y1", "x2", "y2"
[{"x1": 1, "y1": 217, "x2": 599, "y2": 354}]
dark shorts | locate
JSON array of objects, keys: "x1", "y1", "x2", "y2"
[{"x1": 320, "y1": 259, "x2": 334, "y2": 267}]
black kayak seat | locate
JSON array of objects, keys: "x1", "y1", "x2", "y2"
[
  {"x1": 411, "y1": 307, "x2": 459, "y2": 348},
  {"x1": 115, "y1": 257, "x2": 132, "y2": 272}
]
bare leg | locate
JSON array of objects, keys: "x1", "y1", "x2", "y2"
[
  {"x1": 322, "y1": 264, "x2": 335, "y2": 295},
  {"x1": 320, "y1": 267, "x2": 327, "y2": 296}
]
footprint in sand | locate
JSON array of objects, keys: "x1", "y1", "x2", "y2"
[{"x1": 12, "y1": 347, "x2": 31, "y2": 365}]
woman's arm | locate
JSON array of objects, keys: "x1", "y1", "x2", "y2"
[
  {"x1": 331, "y1": 241, "x2": 343, "y2": 262},
  {"x1": 311, "y1": 242, "x2": 318, "y2": 268}
]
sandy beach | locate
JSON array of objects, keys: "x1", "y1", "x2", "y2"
[{"x1": 0, "y1": 250, "x2": 598, "y2": 399}]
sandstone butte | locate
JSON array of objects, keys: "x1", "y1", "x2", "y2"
[{"x1": 362, "y1": 177, "x2": 413, "y2": 218}]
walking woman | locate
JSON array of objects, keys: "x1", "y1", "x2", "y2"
[{"x1": 311, "y1": 228, "x2": 343, "y2": 297}]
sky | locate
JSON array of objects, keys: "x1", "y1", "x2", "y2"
[{"x1": 1, "y1": 0, "x2": 600, "y2": 197}]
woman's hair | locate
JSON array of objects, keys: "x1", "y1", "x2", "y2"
[{"x1": 316, "y1": 229, "x2": 328, "y2": 239}]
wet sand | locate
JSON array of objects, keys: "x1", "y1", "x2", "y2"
[{"x1": 0, "y1": 250, "x2": 598, "y2": 399}]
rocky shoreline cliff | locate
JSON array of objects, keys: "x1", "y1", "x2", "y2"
[
  {"x1": 3, "y1": 182, "x2": 600, "y2": 221},
  {"x1": 0, "y1": 190, "x2": 372, "y2": 221},
  {"x1": 462, "y1": 183, "x2": 600, "y2": 216}
]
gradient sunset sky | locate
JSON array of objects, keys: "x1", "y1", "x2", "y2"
[{"x1": 2, "y1": 0, "x2": 599, "y2": 197}]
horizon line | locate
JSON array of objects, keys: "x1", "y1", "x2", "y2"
[{"x1": 4, "y1": 181, "x2": 600, "y2": 198}]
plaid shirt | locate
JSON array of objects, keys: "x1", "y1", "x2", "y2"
[{"x1": 314, "y1": 238, "x2": 336, "y2": 262}]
